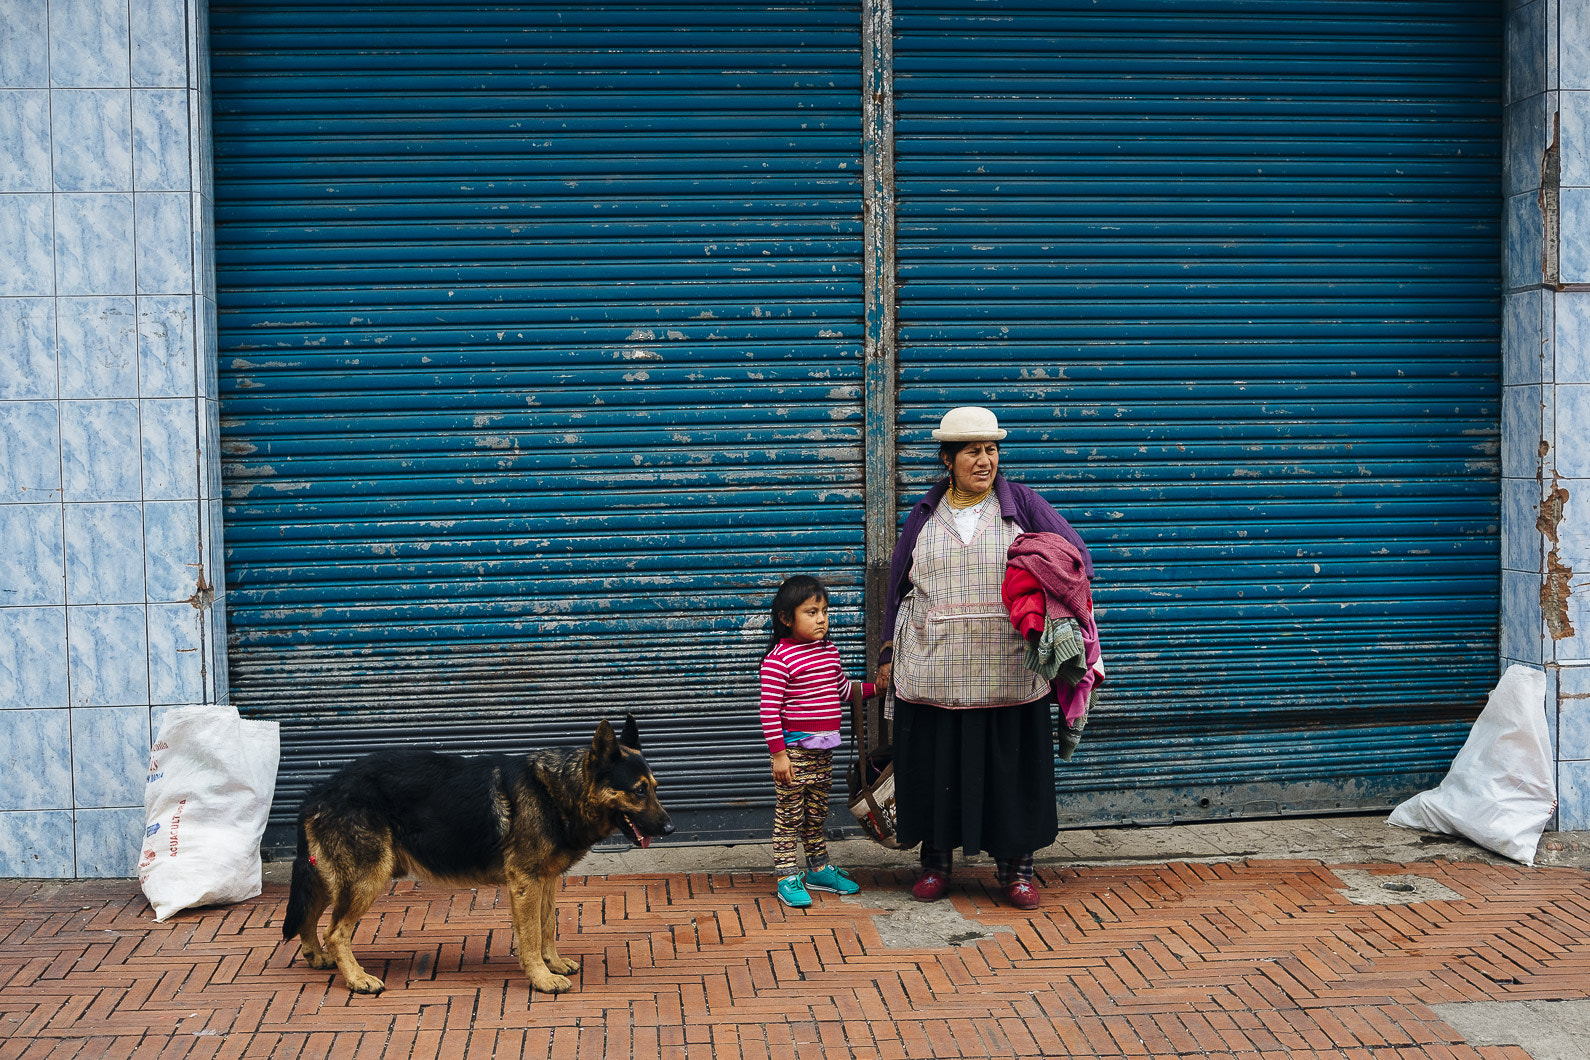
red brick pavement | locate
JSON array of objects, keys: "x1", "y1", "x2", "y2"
[{"x1": 1, "y1": 859, "x2": 1586, "y2": 1058}]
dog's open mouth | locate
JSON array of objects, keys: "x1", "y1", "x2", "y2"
[{"x1": 618, "y1": 813, "x2": 651, "y2": 849}]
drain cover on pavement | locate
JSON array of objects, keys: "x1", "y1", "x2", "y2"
[{"x1": 1331, "y1": 869, "x2": 1464, "y2": 904}]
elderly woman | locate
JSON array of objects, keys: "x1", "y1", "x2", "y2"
[{"x1": 877, "y1": 407, "x2": 1094, "y2": 909}]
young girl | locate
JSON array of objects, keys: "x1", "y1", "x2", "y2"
[{"x1": 760, "y1": 575, "x2": 877, "y2": 908}]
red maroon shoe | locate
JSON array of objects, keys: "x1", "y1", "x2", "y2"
[
  {"x1": 1003, "y1": 879, "x2": 1040, "y2": 910},
  {"x1": 911, "y1": 870, "x2": 949, "y2": 902}
]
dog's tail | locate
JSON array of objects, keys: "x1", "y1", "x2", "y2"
[{"x1": 282, "y1": 812, "x2": 315, "y2": 941}]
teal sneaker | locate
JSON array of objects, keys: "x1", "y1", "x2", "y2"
[
  {"x1": 776, "y1": 873, "x2": 812, "y2": 908},
  {"x1": 804, "y1": 863, "x2": 860, "y2": 895}
]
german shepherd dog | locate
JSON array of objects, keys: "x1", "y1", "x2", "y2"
[{"x1": 282, "y1": 715, "x2": 672, "y2": 995}]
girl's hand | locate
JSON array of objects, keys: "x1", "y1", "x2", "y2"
[
  {"x1": 771, "y1": 751, "x2": 794, "y2": 785},
  {"x1": 876, "y1": 662, "x2": 892, "y2": 691}
]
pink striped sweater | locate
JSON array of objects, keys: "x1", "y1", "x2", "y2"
[{"x1": 759, "y1": 639, "x2": 875, "y2": 755}]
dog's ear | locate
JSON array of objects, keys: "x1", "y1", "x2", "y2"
[
  {"x1": 589, "y1": 719, "x2": 621, "y2": 763},
  {"x1": 620, "y1": 713, "x2": 641, "y2": 751}
]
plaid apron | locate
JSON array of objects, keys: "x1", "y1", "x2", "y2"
[{"x1": 892, "y1": 495, "x2": 1048, "y2": 709}]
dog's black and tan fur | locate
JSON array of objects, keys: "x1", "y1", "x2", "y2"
[{"x1": 282, "y1": 715, "x2": 672, "y2": 995}]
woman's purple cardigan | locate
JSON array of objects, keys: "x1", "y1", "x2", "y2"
[{"x1": 879, "y1": 474, "x2": 1092, "y2": 666}]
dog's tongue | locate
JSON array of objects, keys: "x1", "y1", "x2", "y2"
[{"x1": 638, "y1": 835, "x2": 652, "y2": 849}]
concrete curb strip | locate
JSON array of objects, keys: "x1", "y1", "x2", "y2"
[{"x1": 257, "y1": 816, "x2": 1590, "y2": 883}]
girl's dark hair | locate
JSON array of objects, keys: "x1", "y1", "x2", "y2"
[{"x1": 766, "y1": 574, "x2": 829, "y2": 653}]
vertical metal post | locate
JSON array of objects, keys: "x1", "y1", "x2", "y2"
[{"x1": 862, "y1": 0, "x2": 897, "y2": 692}]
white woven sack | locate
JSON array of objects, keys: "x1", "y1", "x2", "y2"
[
  {"x1": 138, "y1": 705, "x2": 280, "y2": 921},
  {"x1": 1388, "y1": 665, "x2": 1555, "y2": 865}
]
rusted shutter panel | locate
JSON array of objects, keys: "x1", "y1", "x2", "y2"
[
  {"x1": 210, "y1": 3, "x2": 866, "y2": 843},
  {"x1": 892, "y1": 0, "x2": 1503, "y2": 823}
]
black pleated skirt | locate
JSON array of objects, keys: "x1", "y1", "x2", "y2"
[{"x1": 892, "y1": 695, "x2": 1059, "y2": 860}]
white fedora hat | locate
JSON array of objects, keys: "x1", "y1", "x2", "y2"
[{"x1": 930, "y1": 406, "x2": 1007, "y2": 442}]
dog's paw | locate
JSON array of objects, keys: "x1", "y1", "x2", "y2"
[
  {"x1": 300, "y1": 948, "x2": 336, "y2": 971},
  {"x1": 347, "y1": 971, "x2": 386, "y2": 995},
  {"x1": 530, "y1": 972, "x2": 573, "y2": 994},
  {"x1": 545, "y1": 955, "x2": 580, "y2": 975}
]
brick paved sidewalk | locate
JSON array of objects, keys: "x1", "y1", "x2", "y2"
[{"x1": 3, "y1": 858, "x2": 1588, "y2": 1059}]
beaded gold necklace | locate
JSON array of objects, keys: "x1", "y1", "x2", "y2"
[{"x1": 947, "y1": 482, "x2": 993, "y2": 509}]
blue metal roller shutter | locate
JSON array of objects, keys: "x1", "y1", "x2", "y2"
[
  {"x1": 892, "y1": 0, "x2": 1502, "y2": 823},
  {"x1": 209, "y1": 3, "x2": 866, "y2": 840}
]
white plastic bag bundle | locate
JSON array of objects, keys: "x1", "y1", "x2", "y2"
[
  {"x1": 138, "y1": 704, "x2": 280, "y2": 921},
  {"x1": 1388, "y1": 665, "x2": 1555, "y2": 865}
]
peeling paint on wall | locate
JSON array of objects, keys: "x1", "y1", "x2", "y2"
[
  {"x1": 1541, "y1": 110, "x2": 1561, "y2": 288},
  {"x1": 1538, "y1": 474, "x2": 1575, "y2": 640},
  {"x1": 188, "y1": 569, "x2": 215, "y2": 611}
]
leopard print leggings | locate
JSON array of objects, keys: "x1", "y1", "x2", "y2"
[{"x1": 772, "y1": 746, "x2": 833, "y2": 876}]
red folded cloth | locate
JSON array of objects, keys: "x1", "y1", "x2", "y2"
[{"x1": 1001, "y1": 567, "x2": 1048, "y2": 640}]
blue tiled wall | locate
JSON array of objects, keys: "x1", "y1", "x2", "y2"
[
  {"x1": 1501, "y1": 1, "x2": 1549, "y2": 679},
  {"x1": 0, "y1": 0, "x2": 226, "y2": 878},
  {"x1": 1506, "y1": 0, "x2": 1590, "y2": 827}
]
